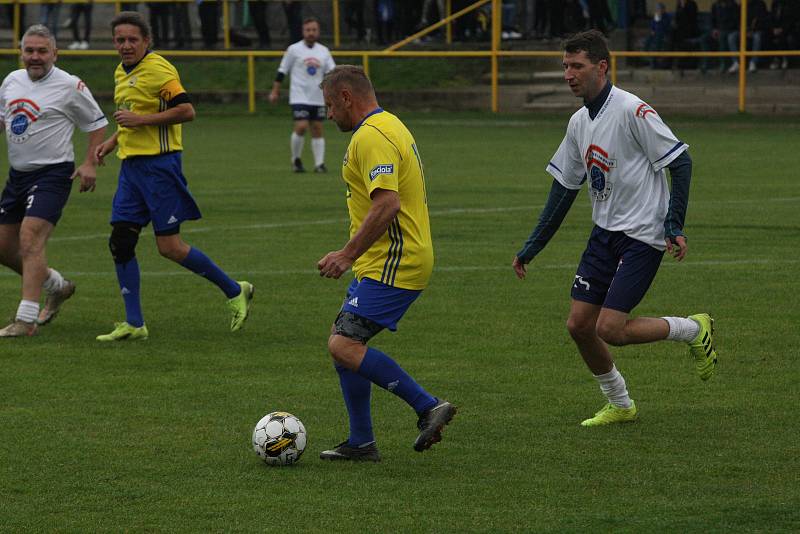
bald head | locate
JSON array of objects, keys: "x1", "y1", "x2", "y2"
[{"x1": 321, "y1": 65, "x2": 380, "y2": 131}]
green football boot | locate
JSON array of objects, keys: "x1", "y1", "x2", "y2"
[
  {"x1": 96, "y1": 322, "x2": 149, "y2": 342},
  {"x1": 581, "y1": 401, "x2": 638, "y2": 427},
  {"x1": 227, "y1": 281, "x2": 254, "y2": 332},
  {"x1": 688, "y1": 313, "x2": 717, "y2": 381}
]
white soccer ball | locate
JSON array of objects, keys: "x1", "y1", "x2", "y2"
[{"x1": 252, "y1": 411, "x2": 307, "y2": 466}]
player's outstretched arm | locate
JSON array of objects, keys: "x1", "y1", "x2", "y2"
[
  {"x1": 513, "y1": 179, "x2": 579, "y2": 279},
  {"x1": 72, "y1": 126, "x2": 107, "y2": 193},
  {"x1": 318, "y1": 188, "x2": 400, "y2": 279}
]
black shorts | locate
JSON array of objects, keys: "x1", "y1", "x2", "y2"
[
  {"x1": 291, "y1": 104, "x2": 327, "y2": 122},
  {"x1": 571, "y1": 225, "x2": 664, "y2": 313},
  {"x1": 0, "y1": 162, "x2": 74, "y2": 226}
]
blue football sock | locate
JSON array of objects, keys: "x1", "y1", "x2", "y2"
[
  {"x1": 335, "y1": 363, "x2": 374, "y2": 446},
  {"x1": 357, "y1": 347, "x2": 437, "y2": 414},
  {"x1": 114, "y1": 259, "x2": 144, "y2": 327},
  {"x1": 179, "y1": 247, "x2": 241, "y2": 298}
]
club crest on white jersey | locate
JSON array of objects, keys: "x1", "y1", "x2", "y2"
[
  {"x1": 584, "y1": 144, "x2": 616, "y2": 201},
  {"x1": 7, "y1": 98, "x2": 41, "y2": 143}
]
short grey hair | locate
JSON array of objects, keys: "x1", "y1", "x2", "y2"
[
  {"x1": 320, "y1": 65, "x2": 375, "y2": 97},
  {"x1": 21, "y1": 24, "x2": 57, "y2": 49}
]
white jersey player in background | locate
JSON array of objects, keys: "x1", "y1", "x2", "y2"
[
  {"x1": 512, "y1": 30, "x2": 718, "y2": 426},
  {"x1": 269, "y1": 17, "x2": 336, "y2": 173},
  {"x1": 0, "y1": 25, "x2": 107, "y2": 337}
]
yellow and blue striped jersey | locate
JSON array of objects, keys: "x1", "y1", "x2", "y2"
[
  {"x1": 342, "y1": 108, "x2": 433, "y2": 290},
  {"x1": 113, "y1": 52, "x2": 186, "y2": 159}
]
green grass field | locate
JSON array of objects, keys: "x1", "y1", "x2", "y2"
[{"x1": 1, "y1": 109, "x2": 798, "y2": 532}]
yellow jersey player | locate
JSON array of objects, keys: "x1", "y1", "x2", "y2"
[
  {"x1": 94, "y1": 12, "x2": 253, "y2": 341},
  {"x1": 317, "y1": 66, "x2": 456, "y2": 462}
]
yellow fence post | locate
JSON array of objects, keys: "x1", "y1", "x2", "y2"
[
  {"x1": 333, "y1": 0, "x2": 340, "y2": 48},
  {"x1": 115, "y1": 1, "x2": 121, "y2": 14},
  {"x1": 738, "y1": 0, "x2": 748, "y2": 113},
  {"x1": 362, "y1": 54, "x2": 370, "y2": 78},
  {"x1": 223, "y1": 0, "x2": 231, "y2": 50},
  {"x1": 491, "y1": 0, "x2": 500, "y2": 112},
  {"x1": 248, "y1": 54, "x2": 256, "y2": 114}
]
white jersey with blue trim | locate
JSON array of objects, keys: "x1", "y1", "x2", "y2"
[
  {"x1": 546, "y1": 85, "x2": 687, "y2": 250},
  {"x1": 277, "y1": 40, "x2": 336, "y2": 106},
  {"x1": 0, "y1": 66, "x2": 107, "y2": 172}
]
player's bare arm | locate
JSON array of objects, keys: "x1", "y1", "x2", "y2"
[
  {"x1": 95, "y1": 131, "x2": 119, "y2": 165},
  {"x1": 113, "y1": 102, "x2": 195, "y2": 128},
  {"x1": 268, "y1": 81, "x2": 280, "y2": 104},
  {"x1": 318, "y1": 188, "x2": 400, "y2": 279},
  {"x1": 72, "y1": 126, "x2": 106, "y2": 192}
]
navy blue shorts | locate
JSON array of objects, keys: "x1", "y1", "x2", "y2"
[
  {"x1": 111, "y1": 152, "x2": 201, "y2": 234},
  {"x1": 291, "y1": 104, "x2": 327, "y2": 122},
  {"x1": 340, "y1": 277, "x2": 422, "y2": 331},
  {"x1": 571, "y1": 225, "x2": 664, "y2": 313},
  {"x1": 0, "y1": 162, "x2": 74, "y2": 226}
]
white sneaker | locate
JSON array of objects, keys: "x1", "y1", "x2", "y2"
[
  {"x1": 0, "y1": 320, "x2": 37, "y2": 337},
  {"x1": 727, "y1": 62, "x2": 739, "y2": 74},
  {"x1": 748, "y1": 61, "x2": 757, "y2": 73},
  {"x1": 37, "y1": 279, "x2": 76, "y2": 326},
  {"x1": 68, "y1": 41, "x2": 81, "y2": 50},
  {"x1": 79, "y1": 41, "x2": 89, "y2": 50},
  {"x1": 781, "y1": 58, "x2": 789, "y2": 70}
]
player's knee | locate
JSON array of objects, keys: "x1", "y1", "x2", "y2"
[
  {"x1": 327, "y1": 335, "x2": 361, "y2": 368},
  {"x1": 156, "y1": 240, "x2": 188, "y2": 262},
  {"x1": 109, "y1": 223, "x2": 141, "y2": 264},
  {"x1": 566, "y1": 315, "x2": 595, "y2": 341},
  {"x1": 18, "y1": 227, "x2": 47, "y2": 259},
  {"x1": 596, "y1": 321, "x2": 626, "y2": 347}
]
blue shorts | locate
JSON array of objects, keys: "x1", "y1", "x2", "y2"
[
  {"x1": 340, "y1": 277, "x2": 422, "y2": 331},
  {"x1": 111, "y1": 152, "x2": 201, "y2": 234},
  {"x1": 571, "y1": 225, "x2": 664, "y2": 313},
  {"x1": 291, "y1": 104, "x2": 327, "y2": 122},
  {"x1": 0, "y1": 162, "x2": 74, "y2": 226}
]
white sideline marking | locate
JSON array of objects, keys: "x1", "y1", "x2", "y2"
[
  {"x1": 1, "y1": 258, "x2": 796, "y2": 279},
  {"x1": 48, "y1": 197, "x2": 800, "y2": 244}
]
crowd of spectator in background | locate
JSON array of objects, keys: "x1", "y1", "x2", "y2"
[
  {"x1": 2, "y1": 0, "x2": 799, "y2": 71},
  {"x1": 645, "y1": 0, "x2": 800, "y2": 72}
]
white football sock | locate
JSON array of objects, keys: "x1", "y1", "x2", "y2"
[
  {"x1": 15, "y1": 299, "x2": 39, "y2": 323},
  {"x1": 290, "y1": 132, "x2": 305, "y2": 161},
  {"x1": 42, "y1": 268, "x2": 65, "y2": 294},
  {"x1": 594, "y1": 365, "x2": 632, "y2": 409},
  {"x1": 663, "y1": 316, "x2": 700, "y2": 342},
  {"x1": 311, "y1": 137, "x2": 325, "y2": 167}
]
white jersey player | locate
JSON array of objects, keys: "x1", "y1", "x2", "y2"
[
  {"x1": 0, "y1": 25, "x2": 107, "y2": 337},
  {"x1": 512, "y1": 30, "x2": 718, "y2": 426},
  {"x1": 269, "y1": 17, "x2": 336, "y2": 173}
]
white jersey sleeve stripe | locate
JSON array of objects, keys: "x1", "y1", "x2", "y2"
[
  {"x1": 547, "y1": 160, "x2": 563, "y2": 175},
  {"x1": 654, "y1": 141, "x2": 687, "y2": 165}
]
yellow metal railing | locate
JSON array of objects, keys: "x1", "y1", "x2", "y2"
[{"x1": 4, "y1": 0, "x2": 799, "y2": 113}]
